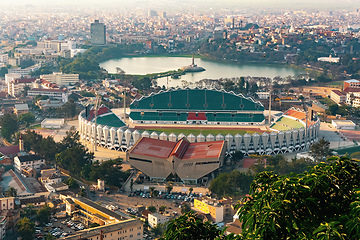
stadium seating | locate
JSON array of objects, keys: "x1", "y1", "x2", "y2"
[
  {"x1": 271, "y1": 116, "x2": 304, "y2": 131},
  {"x1": 94, "y1": 113, "x2": 126, "y2": 128}
]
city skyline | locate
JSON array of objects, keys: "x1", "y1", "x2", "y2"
[{"x1": 1, "y1": 0, "x2": 360, "y2": 10}]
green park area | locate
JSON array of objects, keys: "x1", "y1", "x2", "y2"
[{"x1": 135, "y1": 128, "x2": 261, "y2": 136}]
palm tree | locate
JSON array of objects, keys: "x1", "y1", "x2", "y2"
[
  {"x1": 130, "y1": 179, "x2": 134, "y2": 193},
  {"x1": 189, "y1": 187, "x2": 193, "y2": 196},
  {"x1": 149, "y1": 187, "x2": 155, "y2": 205},
  {"x1": 166, "y1": 182, "x2": 173, "y2": 194}
]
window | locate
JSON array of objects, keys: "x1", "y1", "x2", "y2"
[{"x1": 130, "y1": 235, "x2": 133, "y2": 238}]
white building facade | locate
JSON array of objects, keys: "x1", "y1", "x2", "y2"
[
  {"x1": 148, "y1": 213, "x2": 168, "y2": 228},
  {"x1": 14, "y1": 155, "x2": 45, "y2": 173},
  {"x1": 28, "y1": 88, "x2": 68, "y2": 102},
  {"x1": 40, "y1": 72, "x2": 79, "y2": 86},
  {"x1": 78, "y1": 110, "x2": 320, "y2": 156}
]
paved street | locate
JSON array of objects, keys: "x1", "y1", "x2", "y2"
[{"x1": 319, "y1": 122, "x2": 355, "y2": 149}]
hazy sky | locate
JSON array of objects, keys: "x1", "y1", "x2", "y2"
[{"x1": 1, "y1": 0, "x2": 359, "y2": 10}]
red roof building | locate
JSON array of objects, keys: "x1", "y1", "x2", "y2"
[{"x1": 128, "y1": 137, "x2": 226, "y2": 183}]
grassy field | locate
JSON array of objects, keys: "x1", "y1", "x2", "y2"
[
  {"x1": 328, "y1": 81, "x2": 344, "y2": 88},
  {"x1": 135, "y1": 128, "x2": 260, "y2": 136},
  {"x1": 318, "y1": 97, "x2": 336, "y2": 106},
  {"x1": 29, "y1": 124, "x2": 42, "y2": 129}
]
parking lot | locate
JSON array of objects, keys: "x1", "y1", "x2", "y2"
[
  {"x1": 35, "y1": 218, "x2": 86, "y2": 239},
  {"x1": 89, "y1": 190, "x2": 208, "y2": 218}
]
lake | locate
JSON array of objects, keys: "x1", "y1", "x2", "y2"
[{"x1": 100, "y1": 57, "x2": 305, "y2": 88}]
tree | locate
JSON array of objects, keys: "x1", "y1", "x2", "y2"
[
  {"x1": 21, "y1": 84, "x2": 30, "y2": 97},
  {"x1": 181, "y1": 203, "x2": 191, "y2": 214},
  {"x1": 60, "y1": 126, "x2": 81, "y2": 150},
  {"x1": 159, "y1": 205, "x2": 166, "y2": 213},
  {"x1": 17, "y1": 217, "x2": 35, "y2": 240},
  {"x1": 63, "y1": 177, "x2": 79, "y2": 189},
  {"x1": 37, "y1": 204, "x2": 52, "y2": 224},
  {"x1": 88, "y1": 158, "x2": 129, "y2": 188},
  {"x1": 45, "y1": 233, "x2": 56, "y2": 240},
  {"x1": 79, "y1": 188, "x2": 87, "y2": 197},
  {"x1": 18, "y1": 112, "x2": 35, "y2": 127},
  {"x1": 236, "y1": 156, "x2": 360, "y2": 240},
  {"x1": 310, "y1": 138, "x2": 332, "y2": 161},
  {"x1": 0, "y1": 67, "x2": 8, "y2": 77},
  {"x1": 328, "y1": 104, "x2": 339, "y2": 116},
  {"x1": 130, "y1": 179, "x2": 134, "y2": 193},
  {"x1": 5, "y1": 187, "x2": 17, "y2": 197},
  {"x1": 0, "y1": 113, "x2": 19, "y2": 141},
  {"x1": 151, "y1": 223, "x2": 167, "y2": 238},
  {"x1": 230, "y1": 151, "x2": 244, "y2": 164},
  {"x1": 56, "y1": 145, "x2": 93, "y2": 175},
  {"x1": 23, "y1": 204, "x2": 35, "y2": 218},
  {"x1": 166, "y1": 183, "x2": 173, "y2": 194},
  {"x1": 161, "y1": 211, "x2": 226, "y2": 240},
  {"x1": 148, "y1": 206, "x2": 156, "y2": 213},
  {"x1": 90, "y1": 223, "x2": 100, "y2": 228}
]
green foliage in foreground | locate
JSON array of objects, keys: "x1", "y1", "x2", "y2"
[
  {"x1": 161, "y1": 211, "x2": 231, "y2": 240},
  {"x1": 163, "y1": 157, "x2": 360, "y2": 240},
  {"x1": 237, "y1": 156, "x2": 360, "y2": 240}
]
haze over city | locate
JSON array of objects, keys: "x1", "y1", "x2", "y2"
[
  {"x1": 2, "y1": 0, "x2": 360, "y2": 10},
  {"x1": 1, "y1": 0, "x2": 360, "y2": 239}
]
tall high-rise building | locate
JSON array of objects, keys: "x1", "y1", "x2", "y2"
[{"x1": 90, "y1": 20, "x2": 106, "y2": 45}]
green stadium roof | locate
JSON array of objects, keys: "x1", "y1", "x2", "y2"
[
  {"x1": 130, "y1": 88, "x2": 264, "y2": 112},
  {"x1": 92, "y1": 113, "x2": 126, "y2": 128}
]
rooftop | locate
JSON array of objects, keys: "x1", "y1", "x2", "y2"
[
  {"x1": 331, "y1": 90, "x2": 345, "y2": 96},
  {"x1": 14, "y1": 104, "x2": 29, "y2": 111},
  {"x1": 130, "y1": 137, "x2": 177, "y2": 159},
  {"x1": 61, "y1": 219, "x2": 142, "y2": 240},
  {"x1": 130, "y1": 137, "x2": 225, "y2": 160},
  {"x1": 345, "y1": 79, "x2": 360, "y2": 83},
  {"x1": 16, "y1": 154, "x2": 44, "y2": 163},
  {"x1": 182, "y1": 141, "x2": 225, "y2": 160},
  {"x1": 0, "y1": 145, "x2": 19, "y2": 156},
  {"x1": 29, "y1": 88, "x2": 66, "y2": 93}
]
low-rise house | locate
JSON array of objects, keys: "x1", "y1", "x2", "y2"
[
  {"x1": 45, "y1": 182, "x2": 68, "y2": 193},
  {"x1": 21, "y1": 166, "x2": 36, "y2": 178},
  {"x1": 19, "y1": 196, "x2": 47, "y2": 208},
  {"x1": 13, "y1": 104, "x2": 29, "y2": 116},
  {"x1": 148, "y1": 212, "x2": 169, "y2": 228}
]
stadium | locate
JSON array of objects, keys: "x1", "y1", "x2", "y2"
[
  {"x1": 78, "y1": 88, "x2": 320, "y2": 155},
  {"x1": 129, "y1": 88, "x2": 265, "y2": 125}
]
